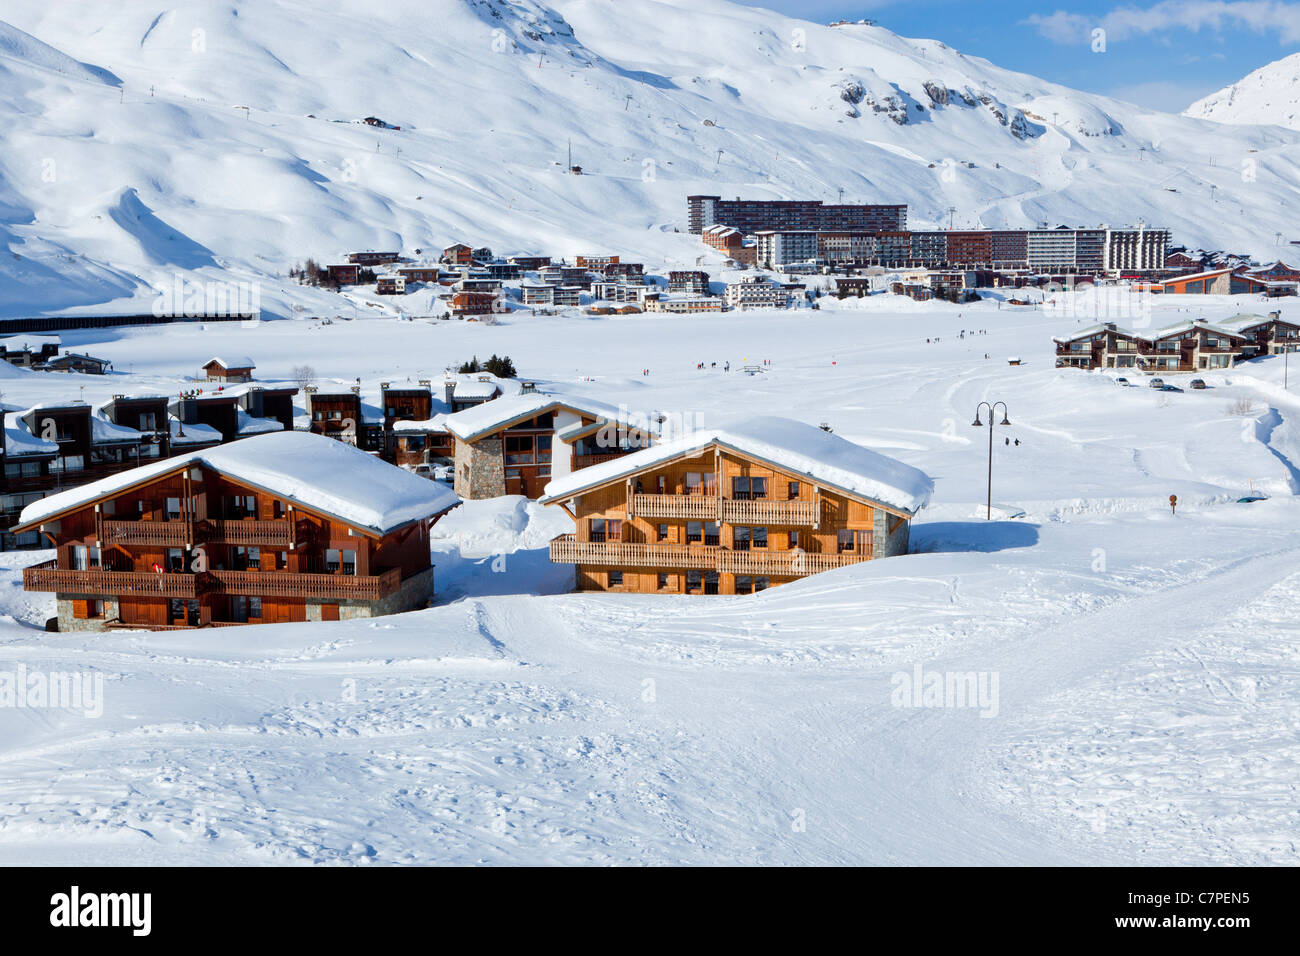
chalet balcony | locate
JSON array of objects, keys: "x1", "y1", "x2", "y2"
[
  {"x1": 630, "y1": 493, "x2": 719, "y2": 520},
  {"x1": 629, "y1": 493, "x2": 819, "y2": 525},
  {"x1": 23, "y1": 560, "x2": 200, "y2": 598},
  {"x1": 95, "y1": 517, "x2": 304, "y2": 548},
  {"x1": 720, "y1": 498, "x2": 819, "y2": 526},
  {"x1": 204, "y1": 518, "x2": 302, "y2": 548},
  {"x1": 572, "y1": 451, "x2": 631, "y2": 470},
  {"x1": 101, "y1": 519, "x2": 190, "y2": 547},
  {"x1": 209, "y1": 568, "x2": 400, "y2": 601},
  {"x1": 549, "y1": 535, "x2": 868, "y2": 577}
]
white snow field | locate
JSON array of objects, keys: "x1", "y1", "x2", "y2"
[
  {"x1": 0, "y1": 290, "x2": 1299, "y2": 866},
  {"x1": 3, "y1": 0, "x2": 1300, "y2": 318}
]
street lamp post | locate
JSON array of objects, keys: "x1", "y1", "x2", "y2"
[{"x1": 972, "y1": 401, "x2": 1011, "y2": 520}]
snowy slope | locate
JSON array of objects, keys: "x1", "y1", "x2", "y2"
[
  {"x1": 3, "y1": 0, "x2": 1300, "y2": 318},
  {"x1": 0, "y1": 291, "x2": 1299, "y2": 864},
  {"x1": 1186, "y1": 53, "x2": 1300, "y2": 130}
]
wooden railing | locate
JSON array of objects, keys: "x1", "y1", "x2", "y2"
[
  {"x1": 629, "y1": 494, "x2": 819, "y2": 525},
  {"x1": 720, "y1": 498, "x2": 818, "y2": 526},
  {"x1": 23, "y1": 560, "x2": 200, "y2": 597},
  {"x1": 549, "y1": 535, "x2": 869, "y2": 576},
  {"x1": 101, "y1": 519, "x2": 189, "y2": 547},
  {"x1": 209, "y1": 568, "x2": 400, "y2": 601},
  {"x1": 631, "y1": 493, "x2": 718, "y2": 519},
  {"x1": 96, "y1": 517, "x2": 302, "y2": 548},
  {"x1": 205, "y1": 519, "x2": 298, "y2": 547},
  {"x1": 572, "y1": 451, "x2": 630, "y2": 470}
]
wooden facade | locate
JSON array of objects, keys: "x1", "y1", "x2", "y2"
[
  {"x1": 16, "y1": 460, "x2": 440, "y2": 630},
  {"x1": 544, "y1": 442, "x2": 913, "y2": 595}
]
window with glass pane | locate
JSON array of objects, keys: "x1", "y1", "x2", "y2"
[
  {"x1": 735, "y1": 576, "x2": 753, "y2": 595},
  {"x1": 166, "y1": 497, "x2": 181, "y2": 519},
  {"x1": 325, "y1": 548, "x2": 341, "y2": 572},
  {"x1": 685, "y1": 473, "x2": 702, "y2": 495},
  {"x1": 657, "y1": 523, "x2": 669, "y2": 542},
  {"x1": 608, "y1": 570, "x2": 623, "y2": 587},
  {"x1": 342, "y1": 550, "x2": 356, "y2": 575},
  {"x1": 249, "y1": 598, "x2": 262, "y2": 619},
  {"x1": 788, "y1": 481, "x2": 800, "y2": 500},
  {"x1": 734, "y1": 527, "x2": 750, "y2": 550},
  {"x1": 686, "y1": 521, "x2": 702, "y2": 543},
  {"x1": 704, "y1": 522, "x2": 720, "y2": 546}
]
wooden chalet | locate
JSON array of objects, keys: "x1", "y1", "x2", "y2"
[
  {"x1": 13, "y1": 432, "x2": 459, "y2": 630},
  {"x1": 0, "y1": 333, "x2": 61, "y2": 368},
  {"x1": 325, "y1": 264, "x2": 361, "y2": 286},
  {"x1": 202, "y1": 356, "x2": 256, "y2": 383},
  {"x1": 303, "y1": 386, "x2": 384, "y2": 452},
  {"x1": 1054, "y1": 320, "x2": 1247, "y2": 371},
  {"x1": 348, "y1": 251, "x2": 400, "y2": 266},
  {"x1": 39, "y1": 352, "x2": 112, "y2": 375},
  {"x1": 441, "y1": 243, "x2": 474, "y2": 266},
  {"x1": 539, "y1": 416, "x2": 932, "y2": 595},
  {"x1": 447, "y1": 392, "x2": 652, "y2": 500},
  {"x1": 0, "y1": 409, "x2": 60, "y2": 549},
  {"x1": 451, "y1": 291, "x2": 504, "y2": 317},
  {"x1": 1220, "y1": 312, "x2": 1300, "y2": 359},
  {"x1": 376, "y1": 274, "x2": 406, "y2": 295}
]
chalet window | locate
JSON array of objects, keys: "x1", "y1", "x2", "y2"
[
  {"x1": 752, "y1": 527, "x2": 768, "y2": 549},
  {"x1": 61, "y1": 455, "x2": 84, "y2": 473},
  {"x1": 608, "y1": 570, "x2": 624, "y2": 587},
  {"x1": 734, "y1": 527, "x2": 750, "y2": 551},
  {"x1": 657, "y1": 573, "x2": 670, "y2": 590},
  {"x1": 703, "y1": 522, "x2": 720, "y2": 546},
  {"x1": 656, "y1": 476, "x2": 666, "y2": 494},
  {"x1": 657, "y1": 523, "x2": 669, "y2": 542},
  {"x1": 788, "y1": 481, "x2": 800, "y2": 500},
  {"x1": 273, "y1": 500, "x2": 285, "y2": 519},
  {"x1": 87, "y1": 599, "x2": 104, "y2": 619},
  {"x1": 166, "y1": 497, "x2": 182, "y2": 520},
  {"x1": 505, "y1": 435, "x2": 534, "y2": 464},
  {"x1": 704, "y1": 571, "x2": 720, "y2": 595},
  {"x1": 230, "y1": 596, "x2": 249, "y2": 623},
  {"x1": 685, "y1": 473, "x2": 703, "y2": 495},
  {"x1": 249, "y1": 597, "x2": 262, "y2": 620},
  {"x1": 837, "y1": 530, "x2": 869, "y2": 554},
  {"x1": 70, "y1": 545, "x2": 101, "y2": 570},
  {"x1": 5, "y1": 461, "x2": 42, "y2": 478},
  {"x1": 755, "y1": 577, "x2": 770, "y2": 592},
  {"x1": 788, "y1": 531, "x2": 799, "y2": 549},
  {"x1": 735, "y1": 576, "x2": 753, "y2": 595},
  {"x1": 313, "y1": 411, "x2": 323, "y2": 422},
  {"x1": 686, "y1": 570, "x2": 703, "y2": 594},
  {"x1": 590, "y1": 519, "x2": 622, "y2": 543},
  {"x1": 686, "y1": 521, "x2": 702, "y2": 544},
  {"x1": 140, "y1": 412, "x2": 157, "y2": 431},
  {"x1": 732, "y1": 477, "x2": 767, "y2": 500},
  {"x1": 537, "y1": 435, "x2": 552, "y2": 463},
  {"x1": 166, "y1": 548, "x2": 185, "y2": 572},
  {"x1": 330, "y1": 411, "x2": 343, "y2": 420}
]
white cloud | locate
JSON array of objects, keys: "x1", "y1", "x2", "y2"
[{"x1": 1026, "y1": 1, "x2": 1300, "y2": 44}]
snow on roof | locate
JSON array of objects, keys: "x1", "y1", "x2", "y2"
[
  {"x1": 91, "y1": 414, "x2": 144, "y2": 443},
  {"x1": 0, "y1": 332, "x2": 61, "y2": 347},
  {"x1": 1148, "y1": 319, "x2": 1247, "y2": 340},
  {"x1": 236, "y1": 409, "x2": 286, "y2": 435},
  {"x1": 444, "y1": 391, "x2": 629, "y2": 442},
  {"x1": 205, "y1": 356, "x2": 256, "y2": 370},
  {"x1": 18, "y1": 431, "x2": 460, "y2": 534},
  {"x1": 1050, "y1": 323, "x2": 1121, "y2": 344},
  {"x1": 1162, "y1": 268, "x2": 1233, "y2": 283},
  {"x1": 449, "y1": 376, "x2": 505, "y2": 400},
  {"x1": 392, "y1": 413, "x2": 451, "y2": 434},
  {"x1": 168, "y1": 417, "x2": 223, "y2": 445},
  {"x1": 542, "y1": 415, "x2": 934, "y2": 515},
  {"x1": 4, "y1": 421, "x2": 57, "y2": 457}
]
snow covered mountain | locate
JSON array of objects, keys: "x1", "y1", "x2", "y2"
[
  {"x1": 4, "y1": 0, "x2": 1300, "y2": 317},
  {"x1": 1186, "y1": 53, "x2": 1300, "y2": 131}
]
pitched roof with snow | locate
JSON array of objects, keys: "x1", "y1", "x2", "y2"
[
  {"x1": 4, "y1": 421, "x2": 58, "y2": 458},
  {"x1": 541, "y1": 415, "x2": 934, "y2": 516},
  {"x1": 204, "y1": 356, "x2": 256, "y2": 370},
  {"x1": 444, "y1": 391, "x2": 633, "y2": 443},
  {"x1": 16, "y1": 431, "x2": 460, "y2": 535}
]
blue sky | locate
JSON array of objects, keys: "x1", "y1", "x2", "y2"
[{"x1": 734, "y1": 0, "x2": 1300, "y2": 110}]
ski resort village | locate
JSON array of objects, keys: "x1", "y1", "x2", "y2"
[{"x1": 0, "y1": 0, "x2": 1297, "y2": 877}]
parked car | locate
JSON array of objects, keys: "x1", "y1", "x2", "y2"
[
  {"x1": 1114, "y1": 377, "x2": 1130, "y2": 386},
  {"x1": 1148, "y1": 377, "x2": 1165, "y2": 389},
  {"x1": 1160, "y1": 384, "x2": 1183, "y2": 393},
  {"x1": 1189, "y1": 379, "x2": 1207, "y2": 390}
]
